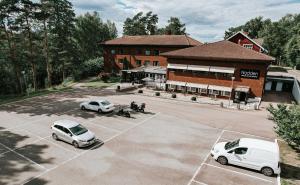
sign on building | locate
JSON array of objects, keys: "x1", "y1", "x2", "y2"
[{"x1": 240, "y1": 69, "x2": 260, "y2": 79}]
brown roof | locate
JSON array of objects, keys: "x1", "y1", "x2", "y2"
[
  {"x1": 161, "y1": 40, "x2": 275, "y2": 62},
  {"x1": 101, "y1": 35, "x2": 202, "y2": 46}
]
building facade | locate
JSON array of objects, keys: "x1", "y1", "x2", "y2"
[
  {"x1": 101, "y1": 35, "x2": 202, "y2": 73},
  {"x1": 227, "y1": 31, "x2": 266, "y2": 53},
  {"x1": 162, "y1": 41, "x2": 275, "y2": 102}
]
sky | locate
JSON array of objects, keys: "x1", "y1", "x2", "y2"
[{"x1": 69, "y1": 0, "x2": 300, "y2": 42}]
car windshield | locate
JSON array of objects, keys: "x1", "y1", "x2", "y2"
[
  {"x1": 69, "y1": 124, "x2": 88, "y2": 136},
  {"x1": 224, "y1": 139, "x2": 240, "y2": 150},
  {"x1": 101, "y1": 100, "x2": 111, "y2": 106}
]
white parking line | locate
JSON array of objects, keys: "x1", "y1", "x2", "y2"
[
  {"x1": 0, "y1": 142, "x2": 46, "y2": 170},
  {"x1": 187, "y1": 130, "x2": 225, "y2": 185},
  {"x1": 203, "y1": 163, "x2": 273, "y2": 183},
  {"x1": 192, "y1": 180, "x2": 208, "y2": 185},
  {"x1": 22, "y1": 112, "x2": 160, "y2": 185},
  {"x1": 85, "y1": 120, "x2": 122, "y2": 133},
  {"x1": 223, "y1": 129, "x2": 273, "y2": 140}
]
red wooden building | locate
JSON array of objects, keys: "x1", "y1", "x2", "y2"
[{"x1": 227, "y1": 31, "x2": 267, "y2": 53}]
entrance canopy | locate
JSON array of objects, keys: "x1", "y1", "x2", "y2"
[
  {"x1": 235, "y1": 86, "x2": 250, "y2": 93},
  {"x1": 166, "y1": 80, "x2": 186, "y2": 86},
  {"x1": 186, "y1": 82, "x2": 208, "y2": 89},
  {"x1": 208, "y1": 85, "x2": 232, "y2": 92}
]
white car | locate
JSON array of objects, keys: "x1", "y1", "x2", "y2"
[
  {"x1": 51, "y1": 120, "x2": 96, "y2": 148},
  {"x1": 80, "y1": 100, "x2": 115, "y2": 113},
  {"x1": 211, "y1": 138, "x2": 280, "y2": 176}
]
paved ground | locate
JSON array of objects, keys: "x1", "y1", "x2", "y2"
[{"x1": 0, "y1": 87, "x2": 279, "y2": 185}]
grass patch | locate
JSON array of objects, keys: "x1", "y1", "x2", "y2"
[
  {"x1": 82, "y1": 77, "x2": 120, "y2": 88},
  {"x1": 278, "y1": 140, "x2": 300, "y2": 185}
]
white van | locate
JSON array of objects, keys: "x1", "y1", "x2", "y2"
[{"x1": 211, "y1": 138, "x2": 280, "y2": 176}]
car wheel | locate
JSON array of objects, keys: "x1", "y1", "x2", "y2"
[
  {"x1": 98, "y1": 109, "x2": 102, "y2": 113},
  {"x1": 81, "y1": 106, "x2": 86, "y2": 110},
  {"x1": 52, "y1": 133, "x2": 58, "y2": 140},
  {"x1": 73, "y1": 141, "x2": 79, "y2": 148},
  {"x1": 217, "y1": 156, "x2": 228, "y2": 165},
  {"x1": 261, "y1": 167, "x2": 274, "y2": 176}
]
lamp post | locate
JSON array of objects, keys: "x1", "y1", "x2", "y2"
[{"x1": 228, "y1": 76, "x2": 235, "y2": 106}]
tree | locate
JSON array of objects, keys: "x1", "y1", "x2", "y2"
[
  {"x1": 267, "y1": 104, "x2": 300, "y2": 147},
  {"x1": 123, "y1": 11, "x2": 158, "y2": 35},
  {"x1": 75, "y1": 12, "x2": 117, "y2": 61},
  {"x1": 164, "y1": 17, "x2": 186, "y2": 35},
  {"x1": 284, "y1": 23, "x2": 300, "y2": 68}
]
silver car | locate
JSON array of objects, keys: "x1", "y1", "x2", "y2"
[
  {"x1": 51, "y1": 120, "x2": 96, "y2": 148},
  {"x1": 80, "y1": 100, "x2": 115, "y2": 113}
]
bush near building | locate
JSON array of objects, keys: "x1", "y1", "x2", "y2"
[{"x1": 267, "y1": 104, "x2": 300, "y2": 148}]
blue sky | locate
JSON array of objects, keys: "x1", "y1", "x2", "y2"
[{"x1": 70, "y1": 0, "x2": 300, "y2": 42}]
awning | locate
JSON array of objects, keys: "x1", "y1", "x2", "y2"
[
  {"x1": 142, "y1": 77, "x2": 154, "y2": 82},
  {"x1": 187, "y1": 65, "x2": 210, "y2": 72},
  {"x1": 235, "y1": 86, "x2": 250, "y2": 93},
  {"x1": 208, "y1": 85, "x2": 232, "y2": 92},
  {"x1": 166, "y1": 80, "x2": 186, "y2": 86},
  {"x1": 209, "y1": 66, "x2": 235, "y2": 74},
  {"x1": 186, "y1": 82, "x2": 208, "y2": 89},
  {"x1": 167, "y1": 63, "x2": 188, "y2": 70}
]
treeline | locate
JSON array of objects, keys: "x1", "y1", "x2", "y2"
[
  {"x1": 225, "y1": 15, "x2": 300, "y2": 68},
  {"x1": 123, "y1": 11, "x2": 186, "y2": 35},
  {"x1": 0, "y1": 0, "x2": 117, "y2": 95}
]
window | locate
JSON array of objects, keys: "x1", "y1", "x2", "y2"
[
  {"x1": 119, "y1": 49, "x2": 124, "y2": 54},
  {"x1": 145, "y1": 50, "x2": 151, "y2": 55},
  {"x1": 200, "y1": 88, "x2": 207, "y2": 93},
  {"x1": 136, "y1": 49, "x2": 142, "y2": 55},
  {"x1": 54, "y1": 125, "x2": 63, "y2": 131},
  {"x1": 209, "y1": 89, "x2": 220, "y2": 95},
  {"x1": 63, "y1": 127, "x2": 71, "y2": 135},
  {"x1": 136, "y1": 60, "x2": 142, "y2": 66},
  {"x1": 169, "y1": 84, "x2": 176, "y2": 89},
  {"x1": 111, "y1": 49, "x2": 116, "y2": 54},
  {"x1": 89, "y1": 102, "x2": 99, "y2": 106},
  {"x1": 153, "y1": 61, "x2": 159, "y2": 66},
  {"x1": 234, "y1": 147, "x2": 248, "y2": 155},
  {"x1": 187, "y1": 87, "x2": 197, "y2": 92},
  {"x1": 221, "y1": 91, "x2": 231, "y2": 97},
  {"x1": 144, "y1": 60, "x2": 151, "y2": 66},
  {"x1": 153, "y1": 50, "x2": 160, "y2": 56},
  {"x1": 243, "y1": 44, "x2": 253, "y2": 50}
]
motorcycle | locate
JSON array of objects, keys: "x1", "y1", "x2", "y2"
[
  {"x1": 116, "y1": 106, "x2": 131, "y2": 118},
  {"x1": 130, "y1": 101, "x2": 145, "y2": 113}
]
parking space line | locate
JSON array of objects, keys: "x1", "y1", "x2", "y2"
[
  {"x1": 192, "y1": 180, "x2": 208, "y2": 185},
  {"x1": 0, "y1": 135, "x2": 51, "y2": 158},
  {"x1": 203, "y1": 163, "x2": 273, "y2": 183},
  {"x1": 0, "y1": 142, "x2": 46, "y2": 170},
  {"x1": 22, "y1": 112, "x2": 160, "y2": 185},
  {"x1": 223, "y1": 129, "x2": 273, "y2": 140},
  {"x1": 187, "y1": 130, "x2": 224, "y2": 185},
  {"x1": 85, "y1": 120, "x2": 122, "y2": 133}
]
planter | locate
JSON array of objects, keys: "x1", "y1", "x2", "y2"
[
  {"x1": 138, "y1": 89, "x2": 143, "y2": 93},
  {"x1": 172, "y1": 94, "x2": 176, "y2": 98},
  {"x1": 155, "y1": 92, "x2": 160, "y2": 96},
  {"x1": 191, "y1": 96, "x2": 197, "y2": 101}
]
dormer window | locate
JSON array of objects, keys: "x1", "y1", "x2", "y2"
[{"x1": 243, "y1": 44, "x2": 253, "y2": 50}]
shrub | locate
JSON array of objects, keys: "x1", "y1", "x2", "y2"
[
  {"x1": 220, "y1": 102, "x2": 224, "y2": 107},
  {"x1": 267, "y1": 104, "x2": 300, "y2": 146},
  {"x1": 191, "y1": 96, "x2": 197, "y2": 101},
  {"x1": 138, "y1": 89, "x2": 143, "y2": 93},
  {"x1": 73, "y1": 57, "x2": 104, "y2": 80},
  {"x1": 172, "y1": 94, "x2": 176, "y2": 98},
  {"x1": 98, "y1": 72, "x2": 110, "y2": 82},
  {"x1": 155, "y1": 92, "x2": 160, "y2": 96}
]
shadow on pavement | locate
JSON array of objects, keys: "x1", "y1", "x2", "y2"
[{"x1": 0, "y1": 128, "x2": 53, "y2": 185}]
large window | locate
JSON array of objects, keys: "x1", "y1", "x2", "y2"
[
  {"x1": 144, "y1": 60, "x2": 151, "y2": 66},
  {"x1": 111, "y1": 49, "x2": 116, "y2": 54},
  {"x1": 145, "y1": 50, "x2": 151, "y2": 55},
  {"x1": 119, "y1": 49, "x2": 124, "y2": 54},
  {"x1": 209, "y1": 89, "x2": 220, "y2": 95},
  {"x1": 136, "y1": 60, "x2": 141, "y2": 66},
  {"x1": 153, "y1": 61, "x2": 159, "y2": 66},
  {"x1": 153, "y1": 50, "x2": 160, "y2": 56},
  {"x1": 136, "y1": 49, "x2": 142, "y2": 55},
  {"x1": 221, "y1": 91, "x2": 231, "y2": 97}
]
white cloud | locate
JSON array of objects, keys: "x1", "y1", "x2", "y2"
[{"x1": 70, "y1": 0, "x2": 300, "y2": 42}]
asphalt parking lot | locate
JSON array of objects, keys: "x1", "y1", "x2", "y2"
[{"x1": 0, "y1": 88, "x2": 279, "y2": 185}]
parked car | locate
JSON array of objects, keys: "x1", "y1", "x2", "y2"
[
  {"x1": 211, "y1": 138, "x2": 280, "y2": 176},
  {"x1": 80, "y1": 100, "x2": 115, "y2": 113},
  {"x1": 51, "y1": 120, "x2": 96, "y2": 148}
]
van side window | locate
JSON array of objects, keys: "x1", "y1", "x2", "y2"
[{"x1": 234, "y1": 147, "x2": 248, "y2": 155}]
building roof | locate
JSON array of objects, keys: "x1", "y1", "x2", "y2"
[
  {"x1": 101, "y1": 35, "x2": 202, "y2": 46},
  {"x1": 227, "y1": 31, "x2": 267, "y2": 52},
  {"x1": 161, "y1": 40, "x2": 275, "y2": 62}
]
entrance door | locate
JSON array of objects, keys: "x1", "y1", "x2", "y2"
[
  {"x1": 271, "y1": 81, "x2": 277, "y2": 91},
  {"x1": 276, "y1": 82, "x2": 283, "y2": 92}
]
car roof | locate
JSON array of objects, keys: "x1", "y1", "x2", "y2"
[
  {"x1": 89, "y1": 100, "x2": 107, "y2": 103},
  {"x1": 54, "y1": 119, "x2": 79, "y2": 128},
  {"x1": 239, "y1": 138, "x2": 279, "y2": 153}
]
